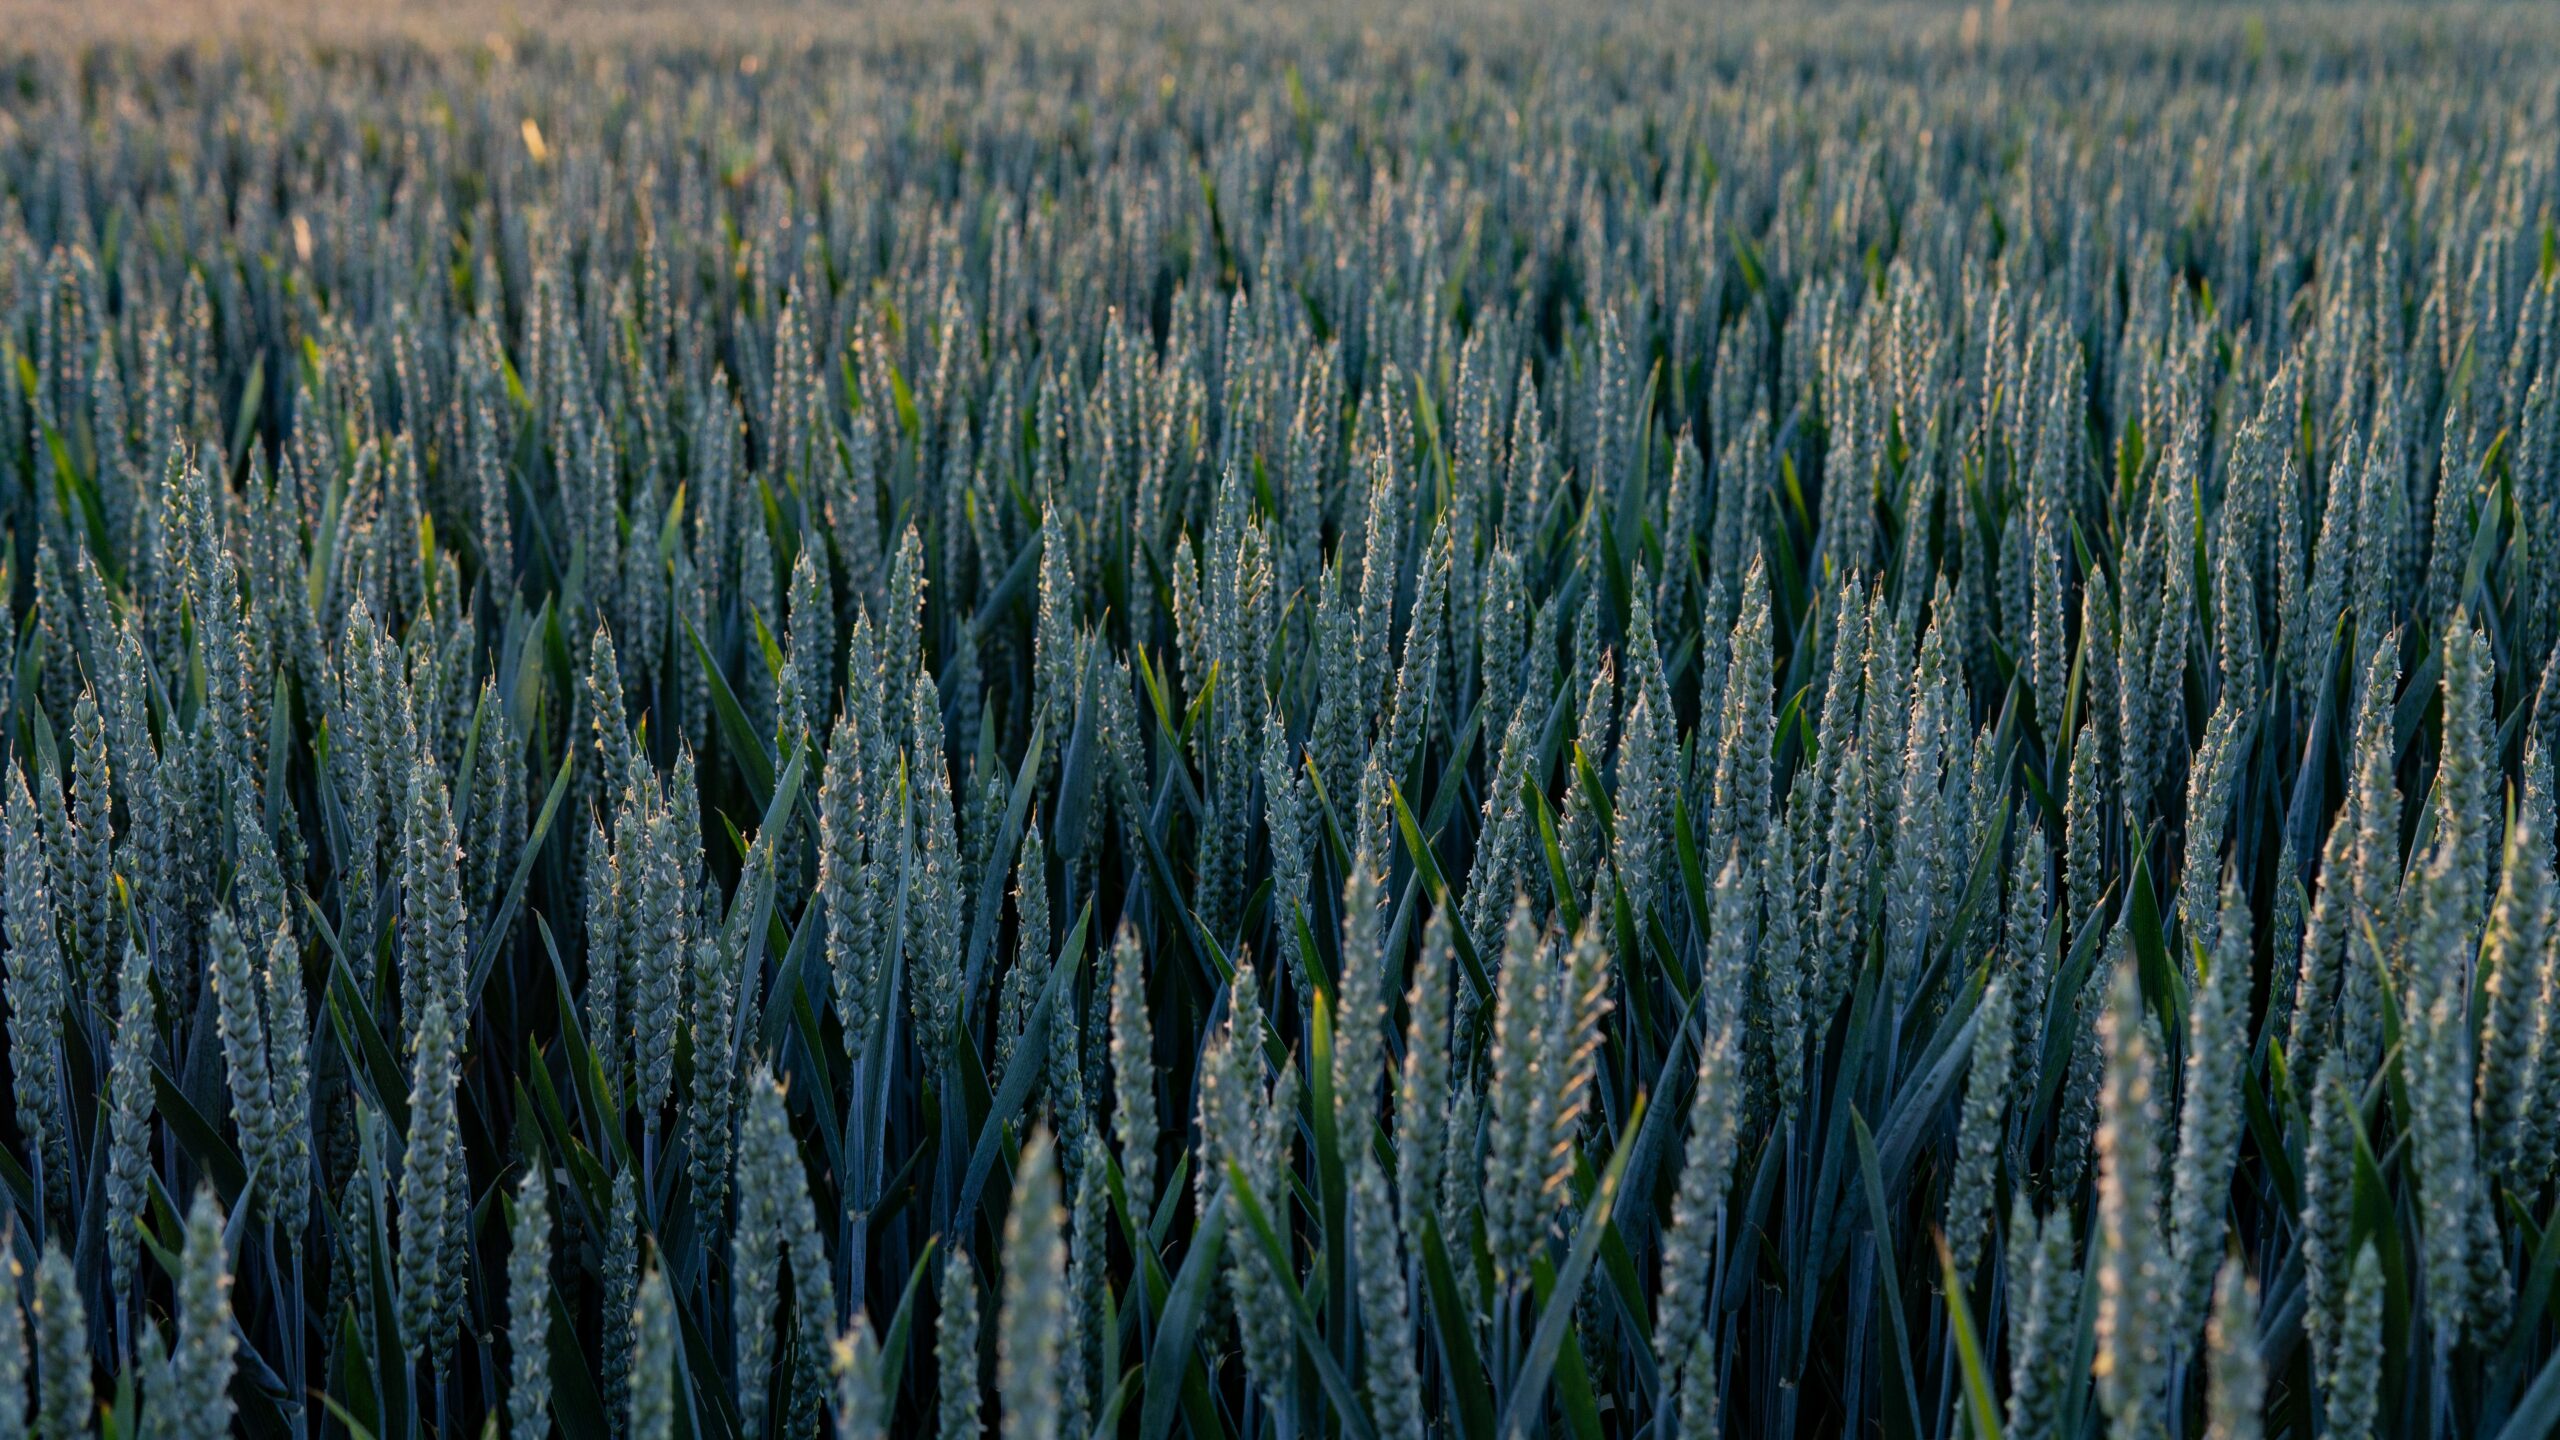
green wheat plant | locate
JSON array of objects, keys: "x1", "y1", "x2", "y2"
[{"x1": 0, "y1": 3, "x2": 2557, "y2": 1438}]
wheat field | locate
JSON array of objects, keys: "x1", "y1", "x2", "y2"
[{"x1": 0, "y1": 3, "x2": 2556, "y2": 1438}]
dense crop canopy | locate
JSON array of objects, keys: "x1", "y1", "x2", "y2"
[{"x1": 0, "y1": 4, "x2": 2558, "y2": 1438}]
